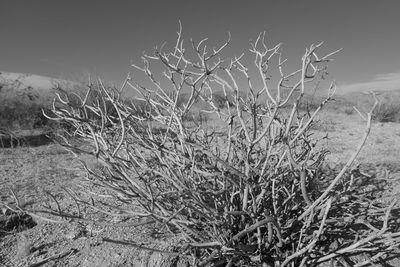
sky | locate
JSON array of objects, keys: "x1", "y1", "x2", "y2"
[{"x1": 1, "y1": 0, "x2": 400, "y2": 94}]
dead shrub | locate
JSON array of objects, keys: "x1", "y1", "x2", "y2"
[{"x1": 17, "y1": 27, "x2": 400, "y2": 266}]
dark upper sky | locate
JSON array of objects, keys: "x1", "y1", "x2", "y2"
[{"x1": 1, "y1": 0, "x2": 400, "y2": 93}]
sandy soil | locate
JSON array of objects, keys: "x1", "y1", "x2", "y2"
[{"x1": 0, "y1": 144, "x2": 190, "y2": 266}]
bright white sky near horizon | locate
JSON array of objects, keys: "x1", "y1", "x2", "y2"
[{"x1": 1, "y1": 0, "x2": 399, "y2": 94}]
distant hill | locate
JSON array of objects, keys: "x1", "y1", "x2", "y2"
[
  {"x1": 0, "y1": 71, "x2": 84, "y2": 107},
  {"x1": 0, "y1": 71, "x2": 85, "y2": 130},
  {"x1": 291, "y1": 89, "x2": 400, "y2": 113},
  {"x1": 344, "y1": 89, "x2": 400, "y2": 105}
]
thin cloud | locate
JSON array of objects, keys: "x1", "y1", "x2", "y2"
[{"x1": 338, "y1": 72, "x2": 400, "y2": 94}]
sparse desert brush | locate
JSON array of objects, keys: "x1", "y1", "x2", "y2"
[
  {"x1": 352, "y1": 93, "x2": 400, "y2": 123},
  {"x1": 183, "y1": 109, "x2": 210, "y2": 125},
  {"x1": 343, "y1": 106, "x2": 354, "y2": 115},
  {"x1": 297, "y1": 99, "x2": 321, "y2": 112},
  {"x1": 310, "y1": 118, "x2": 337, "y2": 133},
  {"x1": 0, "y1": 100, "x2": 49, "y2": 129},
  {"x1": 25, "y1": 26, "x2": 400, "y2": 266},
  {"x1": 373, "y1": 100, "x2": 400, "y2": 123}
]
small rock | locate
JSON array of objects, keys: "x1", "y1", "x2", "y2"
[{"x1": 65, "y1": 229, "x2": 81, "y2": 240}]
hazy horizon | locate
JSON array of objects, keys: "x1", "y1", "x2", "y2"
[{"x1": 1, "y1": 0, "x2": 400, "y2": 93}]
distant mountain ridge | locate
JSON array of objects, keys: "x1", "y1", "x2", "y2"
[
  {"x1": 0, "y1": 71, "x2": 84, "y2": 106},
  {"x1": 0, "y1": 71, "x2": 86, "y2": 130}
]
